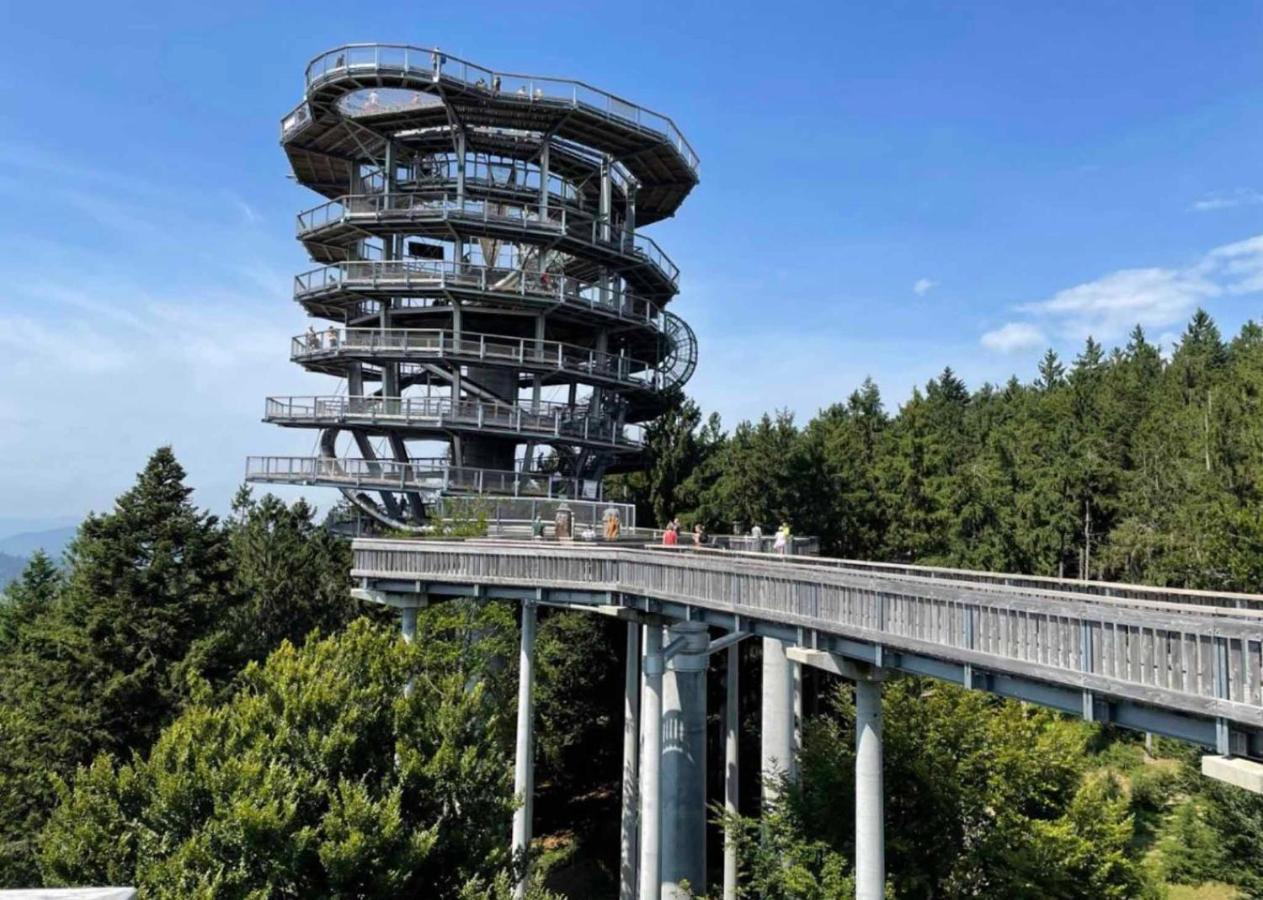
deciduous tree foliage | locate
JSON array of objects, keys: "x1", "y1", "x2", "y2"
[
  {"x1": 38, "y1": 622, "x2": 522, "y2": 898},
  {"x1": 750, "y1": 681, "x2": 1160, "y2": 900}
]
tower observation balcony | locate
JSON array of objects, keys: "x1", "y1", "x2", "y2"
[{"x1": 248, "y1": 44, "x2": 699, "y2": 530}]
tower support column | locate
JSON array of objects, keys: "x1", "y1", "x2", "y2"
[
  {"x1": 620, "y1": 622, "x2": 641, "y2": 900},
  {"x1": 854, "y1": 672, "x2": 886, "y2": 900},
  {"x1": 512, "y1": 601, "x2": 538, "y2": 900},
  {"x1": 638, "y1": 625, "x2": 664, "y2": 900},
  {"x1": 722, "y1": 641, "x2": 740, "y2": 900},
  {"x1": 760, "y1": 637, "x2": 799, "y2": 805},
  {"x1": 660, "y1": 621, "x2": 708, "y2": 899}
]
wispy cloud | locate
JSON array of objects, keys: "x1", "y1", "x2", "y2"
[
  {"x1": 981, "y1": 233, "x2": 1263, "y2": 347},
  {"x1": 1190, "y1": 188, "x2": 1263, "y2": 212},
  {"x1": 980, "y1": 322, "x2": 1046, "y2": 353},
  {"x1": 0, "y1": 140, "x2": 306, "y2": 518},
  {"x1": 913, "y1": 277, "x2": 936, "y2": 296}
]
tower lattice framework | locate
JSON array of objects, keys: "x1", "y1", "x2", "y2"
[{"x1": 247, "y1": 44, "x2": 699, "y2": 529}]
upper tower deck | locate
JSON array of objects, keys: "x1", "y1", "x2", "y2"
[{"x1": 281, "y1": 44, "x2": 699, "y2": 225}]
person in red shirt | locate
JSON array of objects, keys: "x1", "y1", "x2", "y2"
[{"x1": 663, "y1": 522, "x2": 678, "y2": 546}]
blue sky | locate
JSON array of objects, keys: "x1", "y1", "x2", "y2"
[{"x1": 2, "y1": 0, "x2": 1262, "y2": 522}]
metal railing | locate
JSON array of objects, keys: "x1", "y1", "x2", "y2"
[
  {"x1": 246, "y1": 455, "x2": 585, "y2": 499},
  {"x1": 295, "y1": 192, "x2": 678, "y2": 285},
  {"x1": 291, "y1": 327, "x2": 661, "y2": 390},
  {"x1": 293, "y1": 260, "x2": 664, "y2": 324},
  {"x1": 701, "y1": 552, "x2": 1263, "y2": 614},
  {"x1": 264, "y1": 395, "x2": 643, "y2": 449},
  {"x1": 350, "y1": 541, "x2": 1263, "y2": 732},
  {"x1": 297, "y1": 44, "x2": 700, "y2": 172},
  {"x1": 399, "y1": 157, "x2": 586, "y2": 206}
]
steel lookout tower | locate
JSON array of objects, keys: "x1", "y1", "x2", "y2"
[{"x1": 246, "y1": 44, "x2": 699, "y2": 530}]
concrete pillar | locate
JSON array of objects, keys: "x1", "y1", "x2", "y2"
[
  {"x1": 512, "y1": 602, "x2": 538, "y2": 900},
  {"x1": 620, "y1": 623, "x2": 641, "y2": 900},
  {"x1": 638, "y1": 625, "x2": 663, "y2": 900},
  {"x1": 760, "y1": 637, "x2": 798, "y2": 806},
  {"x1": 723, "y1": 643, "x2": 739, "y2": 900},
  {"x1": 854, "y1": 675, "x2": 885, "y2": 900},
  {"x1": 661, "y1": 621, "x2": 708, "y2": 899},
  {"x1": 401, "y1": 606, "x2": 418, "y2": 698}
]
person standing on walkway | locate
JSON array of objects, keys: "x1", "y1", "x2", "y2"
[
  {"x1": 663, "y1": 521, "x2": 678, "y2": 546},
  {"x1": 774, "y1": 523, "x2": 790, "y2": 556}
]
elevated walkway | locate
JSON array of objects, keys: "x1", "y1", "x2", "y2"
[
  {"x1": 353, "y1": 539, "x2": 1263, "y2": 754},
  {"x1": 353, "y1": 538, "x2": 1263, "y2": 898}
]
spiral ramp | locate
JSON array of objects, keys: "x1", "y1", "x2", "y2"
[{"x1": 247, "y1": 44, "x2": 699, "y2": 530}]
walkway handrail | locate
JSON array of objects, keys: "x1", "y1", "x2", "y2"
[
  {"x1": 298, "y1": 44, "x2": 701, "y2": 172},
  {"x1": 264, "y1": 395, "x2": 644, "y2": 449},
  {"x1": 350, "y1": 540, "x2": 1263, "y2": 730},
  {"x1": 246, "y1": 455, "x2": 582, "y2": 499},
  {"x1": 296, "y1": 191, "x2": 679, "y2": 284},
  {"x1": 291, "y1": 327, "x2": 660, "y2": 389},
  {"x1": 642, "y1": 545, "x2": 1263, "y2": 614},
  {"x1": 294, "y1": 260, "x2": 666, "y2": 324}
]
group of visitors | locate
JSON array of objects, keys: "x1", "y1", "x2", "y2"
[
  {"x1": 305, "y1": 325, "x2": 339, "y2": 351},
  {"x1": 743, "y1": 521, "x2": 793, "y2": 555},
  {"x1": 661, "y1": 518, "x2": 707, "y2": 547}
]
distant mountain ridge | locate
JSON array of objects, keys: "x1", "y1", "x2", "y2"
[{"x1": 0, "y1": 526, "x2": 77, "y2": 561}]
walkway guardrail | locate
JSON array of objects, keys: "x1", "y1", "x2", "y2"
[
  {"x1": 246, "y1": 456, "x2": 584, "y2": 498},
  {"x1": 350, "y1": 541, "x2": 1263, "y2": 738},
  {"x1": 294, "y1": 260, "x2": 665, "y2": 324},
  {"x1": 264, "y1": 395, "x2": 643, "y2": 450},
  {"x1": 298, "y1": 44, "x2": 701, "y2": 172},
  {"x1": 296, "y1": 192, "x2": 678, "y2": 285},
  {"x1": 291, "y1": 328, "x2": 661, "y2": 390}
]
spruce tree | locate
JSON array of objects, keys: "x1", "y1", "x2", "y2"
[{"x1": 0, "y1": 448, "x2": 232, "y2": 886}]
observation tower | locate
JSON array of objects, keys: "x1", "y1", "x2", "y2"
[{"x1": 247, "y1": 44, "x2": 699, "y2": 530}]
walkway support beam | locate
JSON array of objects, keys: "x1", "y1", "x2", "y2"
[
  {"x1": 723, "y1": 641, "x2": 740, "y2": 900},
  {"x1": 620, "y1": 622, "x2": 641, "y2": 900},
  {"x1": 512, "y1": 601, "x2": 538, "y2": 900},
  {"x1": 854, "y1": 672, "x2": 885, "y2": 900},
  {"x1": 638, "y1": 624, "x2": 664, "y2": 900},
  {"x1": 789, "y1": 648, "x2": 888, "y2": 900},
  {"x1": 660, "y1": 621, "x2": 709, "y2": 899},
  {"x1": 761, "y1": 637, "x2": 799, "y2": 806}
]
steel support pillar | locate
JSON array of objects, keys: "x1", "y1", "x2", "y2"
[
  {"x1": 854, "y1": 674, "x2": 885, "y2": 900},
  {"x1": 723, "y1": 642, "x2": 740, "y2": 900},
  {"x1": 620, "y1": 622, "x2": 641, "y2": 900},
  {"x1": 401, "y1": 605, "x2": 418, "y2": 698},
  {"x1": 661, "y1": 621, "x2": 709, "y2": 899},
  {"x1": 512, "y1": 601, "x2": 538, "y2": 900},
  {"x1": 761, "y1": 637, "x2": 798, "y2": 806},
  {"x1": 638, "y1": 625, "x2": 664, "y2": 900}
]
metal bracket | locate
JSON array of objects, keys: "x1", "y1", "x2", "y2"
[{"x1": 786, "y1": 647, "x2": 888, "y2": 682}]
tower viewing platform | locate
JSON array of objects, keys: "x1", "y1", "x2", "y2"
[{"x1": 247, "y1": 44, "x2": 699, "y2": 531}]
